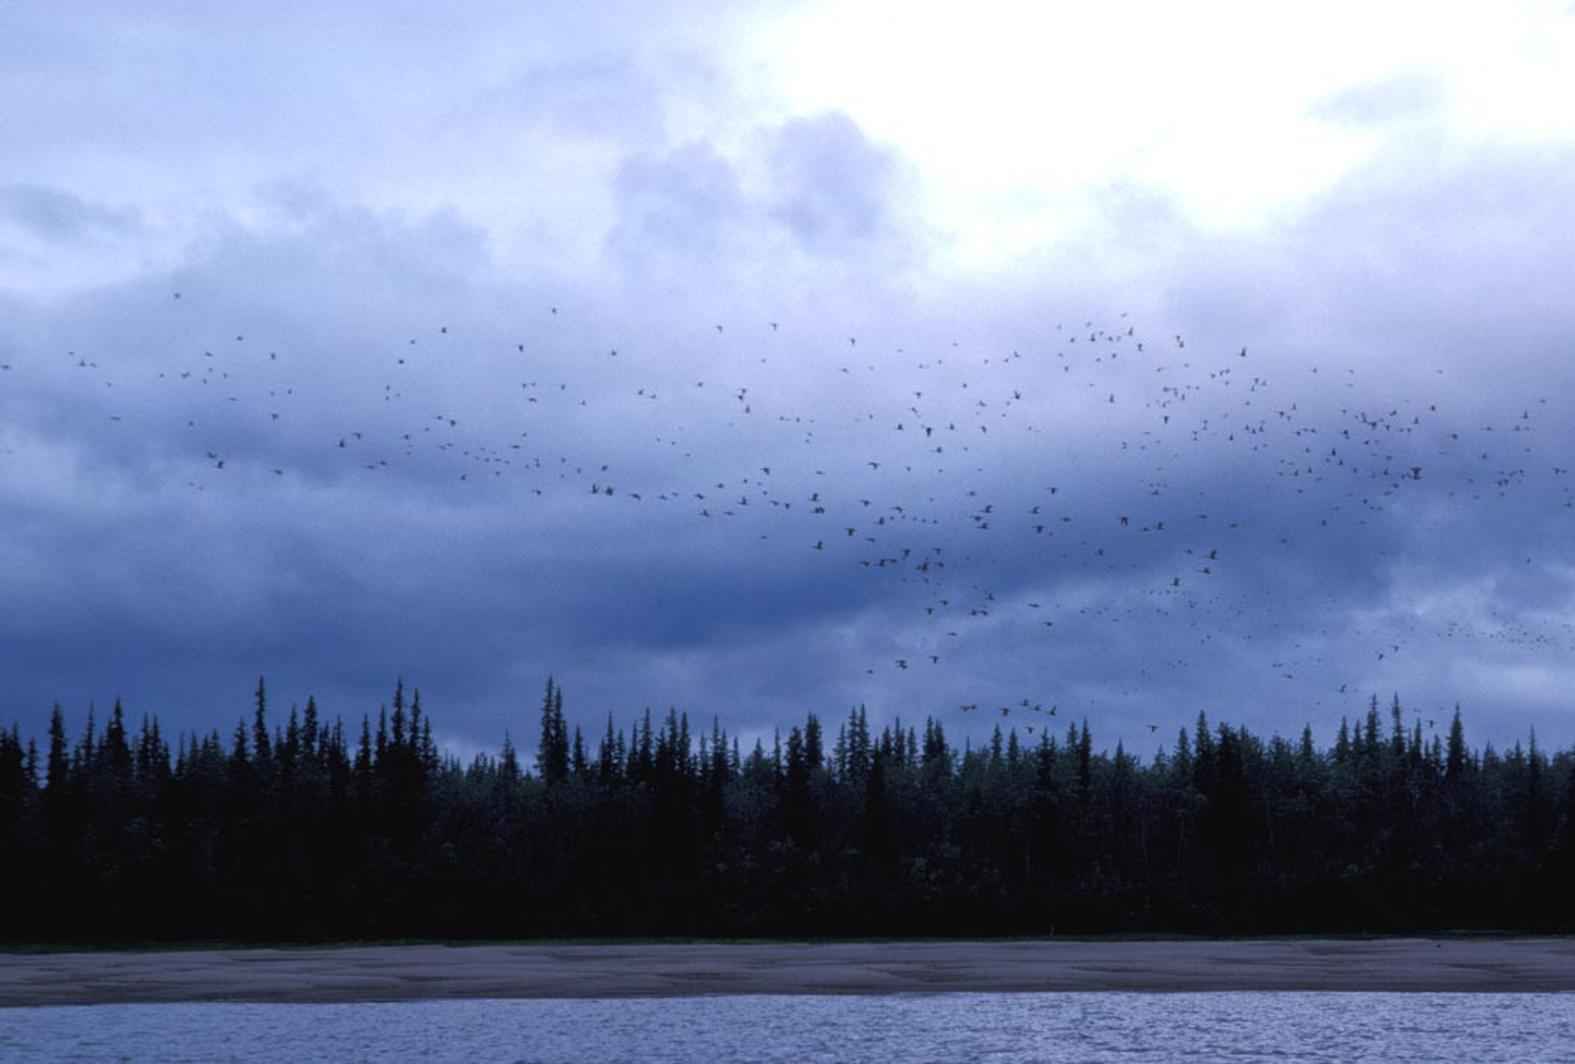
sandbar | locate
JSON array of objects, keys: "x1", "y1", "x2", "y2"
[{"x1": 3, "y1": 938, "x2": 1573, "y2": 1006}]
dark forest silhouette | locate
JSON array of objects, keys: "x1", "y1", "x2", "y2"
[{"x1": 2, "y1": 677, "x2": 1572, "y2": 942}]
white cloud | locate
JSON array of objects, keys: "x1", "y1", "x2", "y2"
[{"x1": 735, "y1": 0, "x2": 1575, "y2": 269}]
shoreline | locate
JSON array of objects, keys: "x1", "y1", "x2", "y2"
[{"x1": 4, "y1": 937, "x2": 1575, "y2": 1005}]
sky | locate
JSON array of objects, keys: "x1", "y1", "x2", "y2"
[{"x1": 4, "y1": 1, "x2": 1575, "y2": 763}]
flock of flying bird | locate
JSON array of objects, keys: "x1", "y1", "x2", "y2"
[{"x1": 6, "y1": 285, "x2": 1574, "y2": 749}]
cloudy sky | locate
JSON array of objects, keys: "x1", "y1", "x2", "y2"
[{"x1": 5, "y1": 1, "x2": 1575, "y2": 761}]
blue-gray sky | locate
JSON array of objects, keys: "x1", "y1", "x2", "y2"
[{"x1": 4, "y1": 1, "x2": 1575, "y2": 761}]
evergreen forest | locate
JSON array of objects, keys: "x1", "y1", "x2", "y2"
[{"x1": 2, "y1": 677, "x2": 1572, "y2": 943}]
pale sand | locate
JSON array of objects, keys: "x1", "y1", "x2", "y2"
[{"x1": 3, "y1": 939, "x2": 1573, "y2": 1006}]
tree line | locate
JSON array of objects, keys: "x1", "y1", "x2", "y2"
[{"x1": 1, "y1": 676, "x2": 1572, "y2": 942}]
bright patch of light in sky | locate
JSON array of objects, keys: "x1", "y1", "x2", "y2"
[{"x1": 740, "y1": 1, "x2": 1575, "y2": 269}]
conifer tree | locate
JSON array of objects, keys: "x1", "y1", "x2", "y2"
[
  {"x1": 391, "y1": 679, "x2": 407, "y2": 751},
  {"x1": 103, "y1": 698, "x2": 132, "y2": 796},
  {"x1": 420, "y1": 716, "x2": 437, "y2": 777},
  {"x1": 783, "y1": 725, "x2": 812, "y2": 848},
  {"x1": 354, "y1": 715, "x2": 373, "y2": 797},
  {"x1": 1446, "y1": 707, "x2": 1468, "y2": 783},
  {"x1": 597, "y1": 714, "x2": 619, "y2": 783},
  {"x1": 571, "y1": 726, "x2": 589, "y2": 781},
  {"x1": 864, "y1": 744, "x2": 892, "y2": 867},
  {"x1": 805, "y1": 713, "x2": 824, "y2": 774},
  {"x1": 45, "y1": 705, "x2": 68, "y2": 799},
  {"x1": 302, "y1": 696, "x2": 319, "y2": 762},
  {"x1": 537, "y1": 677, "x2": 569, "y2": 785},
  {"x1": 252, "y1": 676, "x2": 272, "y2": 778},
  {"x1": 499, "y1": 730, "x2": 520, "y2": 786},
  {"x1": 1076, "y1": 720, "x2": 1093, "y2": 800},
  {"x1": 281, "y1": 707, "x2": 300, "y2": 782}
]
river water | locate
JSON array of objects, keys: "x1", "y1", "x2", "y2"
[{"x1": 4, "y1": 992, "x2": 1573, "y2": 1062}]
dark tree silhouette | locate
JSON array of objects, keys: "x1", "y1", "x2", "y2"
[{"x1": 2, "y1": 678, "x2": 1572, "y2": 942}]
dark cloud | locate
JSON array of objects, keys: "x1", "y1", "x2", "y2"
[
  {"x1": 604, "y1": 111, "x2": 918, "y2": 277},
  {"x1": 606, "y1": 141, "x2": 749, "y2": 265},
  {"x1": 766, "y1": 112, "x2": 909, "y2": 256},
  {"x1": 0, "y1": 184, "x2": 141, "y2": 243}
]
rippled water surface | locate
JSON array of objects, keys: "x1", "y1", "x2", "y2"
[{"x1": 5, "y1": 992, "x2": 1574, "y2": 1062}]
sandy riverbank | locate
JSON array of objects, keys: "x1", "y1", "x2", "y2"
[{"x1": 3, "y1": 938, "x2": 1573, "y2": 1006}]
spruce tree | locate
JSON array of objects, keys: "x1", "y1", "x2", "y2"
[
  {"x1": 391, "y1": 679, "x2": 407, "y2": 751},
  {"x1": 571, "y1": 727, "x2": 588, "y2": 781},
  {"x1": 103, "y1": 698, "x2": 132, "y2": 795},
  {"x1": 597, "y1": 714, "x2": 619, "y2": 783},
  {"x1": 1076, "y1": 721, "x2": 1093, "y2": 800},
  {"x1": 302, "y1": 695, "x2": 319, "y2": 762},
  {"x1": 252, "y1": 676, "x2": 272, "y2": 778},
  {"x1": 805, "y1": 713, "x2": 824, "y2": 774},
  {"x1": 499, "y1": 730, "x2": 520, "y2": 785},
  {"x1": 45, "y1": 705, "x2": 68, "y2": 798},
  {"x1": 783, "y1": 725, "x2": 812, "y2": 848},
  {"x1": 537, "y1": 677, "x2": 569, "y2": 785},
  {"x1": 1446, "y1": 707, "x2": 1468, "y2": 783}
]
